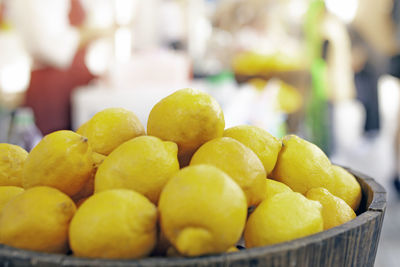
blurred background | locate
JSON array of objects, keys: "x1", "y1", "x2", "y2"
[{"x1": 0, "y1": 0, "x2": 399, "y2": 265}]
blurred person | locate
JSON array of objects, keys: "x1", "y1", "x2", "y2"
[
  {"x1": 354, "y1": 0, "x2": 400, "y2": 195},
  {"x1": 342, "y1": 0, "x2": 400, "y2": 197},
  {"x1": 351, "y1": 0, "x2": 400, "y2": 134},
  {"x1": 348, "y1": 28, "x2": 382, "y2": 134},
  {"x1": 3, "y1": 0, "x2": 94, "y2": 134}
]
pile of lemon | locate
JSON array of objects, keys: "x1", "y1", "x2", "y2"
[{"x1": 0, "y1": 88, "x2": 361, "y2": 259}]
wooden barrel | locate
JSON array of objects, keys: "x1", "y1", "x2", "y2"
[{"x1": 0, "y1": 168, "x2": 386, "y2": 267}]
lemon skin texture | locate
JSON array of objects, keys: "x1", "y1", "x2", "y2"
[
  {"x1": 22, "y1": 130, "x2": 94, "y2": 196},
  {"x1": 0, "y1": 143, "x2": 28, "y2": 187},
  {"x1": 69, "y1": 189, "x2": 157, "y2": 259},
  {"x1": 159, "y1": 165, "x2": 247, "y2": 256},
  {"x1": 0, "y1": 186, "x2": 76, "y2": 253}
]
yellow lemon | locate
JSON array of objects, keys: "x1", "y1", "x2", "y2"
[
  {"x1": 0, "y1": 143, "x2": 28, "y2": 186},
  {"x1": 223, "y1": 125, "x2": 282, "y2": 174},
  {"x1": 147, "y1": 88, "x2": 225, "y2": 166},
  {"x1": 190, "y1": 137, "x2": 267, "y2": 206},
  {"x1": 22, "y1": 130, "x2": 94, "y2": 197},
  {"x1": 265, "y1": 179, "x2": 292, "y2": 199},
  {"x1": 330, "y1": 165, "x2": 362, "y2": 211},
  {"x1": 248, "y1": 78, "x2": 267, "y2": 90},
  {"x1": 226, "y1": 246, "x2": 239, "y2": 253},
  {"x1": 270, "y1": 135, "x2": 335, "y2": 194},
  {"x1": 244, "y1": 192, "x2": 323, "y2": 247},
  {"x1": 69, "y1": 189, "x2": 157, "y2": 259},
  {"x1": 0, "y1": 186, "x2": 76, "y2": 253},
  {"x1": 277, "y1": 81, "x2": 303, "y2": 114},
  {"x1": 83, "y1": 108, "x2": 145, "y2": 155},
  {"x1": 0, "y1": 186, "x2": 24, "y2": 212},
  {"x1": 91, "y1": 152, "x2": 107, "y2": 168},
  {"x1": 159, "y1": 165, "x2": 247, "y2": 256},
  {"x1": 306, "y1": 187, "x2": 356, "y2": 230},
  {"x1": 76, "y1": 121, "x2": 88, "y2": 136},
  {"x1": 95, "y1": 136, "x2": 179, "y2": 204}
]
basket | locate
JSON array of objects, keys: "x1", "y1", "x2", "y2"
[{"x1": 0, "y1": 168, "x2": 386, "y2": 267}]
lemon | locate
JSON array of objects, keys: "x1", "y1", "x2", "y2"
[
  {"x1": 265, "y1": 179, "x2": 292, "y2": 199},
  {"x1": 95, "y1": 136, "x2": 179, "y2": 204},
  {"x1": 147, "y1": 88, "x2": 225, "y2": 166},
  {"x1": 306, "y1": 187, "x2": 356, "y2": 230},
  {"x1": 159, "y1": 165, "x2": 247, "y2": 256},
  {"x1": 83, "y1": 108, "x2": 145, "y2": 155},
  {"x1": 91, "y1": 152, "x2": 107, "y2": 168},
  {"x1": 244, "y1": 192, "x2": 323, "y2": 247},
  {"x1": 0, "y1": 186, "x2": 24, "y2": 212},
  {"x1": 330, "y1": 165, "x2": 362, "y2": 211},
  {"x1": 248, "y1": 78, "x2": 268, "y2": 90},
  {"x1": 190, "y1": 137, "x2": 267, "y2": 206},
  {"x1": 277, "y1": 81, "x2": 303, "y2": 114},
  {"x1": 0, "y1": 186, "x2": 76, "y2": 253},
  {"x1": 76, "y1": 121, "x2": 88, "y2": 136},
  {"x1": 69, "y1": 189, "x2": 157, "y2": 259},
  {"x1": 0, "y1": 143, "x2": 28, "y2": 187},
  {"x1": 226, "y1": 246, "x2": 239, "y2": 253},
  {"x1": 223, "y1": 125, "x2": 282, "y2": 174},
  {"x1": 271, "y1": 135, "x2": 335, "y2": 194},
  {"x1": 22, "y1": 130, "x2": 94, "y2": 197}
]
